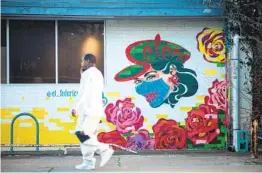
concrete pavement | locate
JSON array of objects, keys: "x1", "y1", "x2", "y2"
[{"x1": 1, "y1": 152, "x2": 262, "y2": 172}]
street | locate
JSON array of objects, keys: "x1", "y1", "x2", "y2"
[{"x1": 1, "y1": 152, "x2": 262, "y2": 172}]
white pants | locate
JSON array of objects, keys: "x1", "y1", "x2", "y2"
[
  {"x1": 76, "y1": 114, "x2": 109, "y2": 164},
  {"x1": 80, "y1": 134, "x2": 109, "y2": 164}
]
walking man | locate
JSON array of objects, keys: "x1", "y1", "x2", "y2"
[{"x1": 71, "y1": 54, "x2": 114, "y2": 170}]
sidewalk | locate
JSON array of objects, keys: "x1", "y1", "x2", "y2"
[
  {"x1": 2, "y1": 152, "x2": 262, "y2": 172},
  {"x1": 0, "y1": 146, "x2": 250, "y2": 156}
]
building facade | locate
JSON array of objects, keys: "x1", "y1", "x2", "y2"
[{"x1": 2, "y1": 0, "x2": 250, "y2": 151}]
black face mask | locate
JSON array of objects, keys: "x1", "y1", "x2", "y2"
[{"x1": 82, "y1": 64, "x2": 94, "y2": 72}]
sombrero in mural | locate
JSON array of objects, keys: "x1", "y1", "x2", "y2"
[{"x1": 114, "y1": 34, "x2": 191, "y2": 82}]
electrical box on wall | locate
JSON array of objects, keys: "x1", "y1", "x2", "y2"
[{"x1": 235, "y1": 130, "x2": 249, "y2": 152}]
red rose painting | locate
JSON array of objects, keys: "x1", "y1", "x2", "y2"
[
  {"x1": 186, "y1": 104, "x2": 220, "y2": 144},
  {"x1": 153, "y1": 119, "x2": 187, "y2": 149},
  {"x1": 97, "y1": 130, "x2": 126, "y2": 150}
]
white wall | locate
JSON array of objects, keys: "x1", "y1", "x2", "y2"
[
  {"x1": 105, "y1": 19, "x2": 225, "y2": 126},
  {"x1": 2, "y1": 19, "x2": 239, "y2": 148}
]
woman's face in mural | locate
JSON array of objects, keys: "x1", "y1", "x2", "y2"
[
  {"x1": 134, "y1": 65, "x2": 179, "y2": 108},
  {"x1": 115, "y1": 34, "x2": 199, "y2": 108}
]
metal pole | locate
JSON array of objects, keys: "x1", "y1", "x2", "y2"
[{"x1": 231, "y1": 34, "x2": 240, "y2": 151}]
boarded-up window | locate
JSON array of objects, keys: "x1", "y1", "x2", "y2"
[
  {"x1": 58, "y1": 21, "x2": 104, "y2": 83},
  {"x1": 9, "y1": 20, "x2": 55, "y2": 83},
  {"x1": 1, "y1": 20, "x2": 7, "y2": 83}
]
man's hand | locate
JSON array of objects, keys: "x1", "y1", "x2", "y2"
[{"x1": 71, "y1": 109, "x2": 76, "y2": 117}]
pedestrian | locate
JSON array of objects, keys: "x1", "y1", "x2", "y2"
[{"x1": 71, "y1": 53, "x2": 114, "y2": 170}]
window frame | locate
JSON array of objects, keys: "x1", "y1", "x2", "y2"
[
  {"x1": 57, "y1": 20, "x2": 105, "y2": 84},
  {"x1": 1, "y1": 20, "x2": 8, "y2": 84},
  {"x1": 2, "y1": 19, "x2": 106, "y2": 85}
]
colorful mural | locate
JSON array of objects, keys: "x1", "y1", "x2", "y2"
[
  {"x1": 186, "y1": 104, "x2": 220, "y2": 145},
  {"x1": 98, "y1": 79, "x2": 227, "y2": 150},
  {"x1": 99, "y1": 28, "x2": 228, "y2": 150},
  {"x1": 204, "y1": 80, "x2": 227, "y2": 111},
  {"x1": 153, "y1": 119, "x2": 187, "y2": 149},
  {"x1": 115, "y1": 34, "x2": 198, "y2": 108},
  {"x1": 98, "y1": 131, "x2": 127, "y2": 150},
  {"x1": 126, "y1": 129, "x2": 154, "y2": 150},
  {"x1": 105, "y1": 98, "x2": 144, "y2": 133},
  {"x1": 102, "y1": 92, "x2": 108, "y2": 107},
  {"x1": 196, "y1": 27, "x2": 226, "y2": 64},
  {"x1": 0, "y1": 22, "x2": 228, "y2": 151}
]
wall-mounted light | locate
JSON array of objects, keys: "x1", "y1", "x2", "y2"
[{"x1": 80, "y1": 35, "x2": 102, "y2": 61}]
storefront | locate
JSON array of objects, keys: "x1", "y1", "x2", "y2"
[{"x1": 1, "y1": 0, "x2": 228, "y2": 150}]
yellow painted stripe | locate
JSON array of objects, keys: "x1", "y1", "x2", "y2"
[
  {"x1": 196, "y1": 95, "x2": 205, "y2": 100},
  {"x1": 100, "y1": 118, "x2": 106, "y2": 123},
  {"x1": 32, "y1": 108, "x2": 46, "y2": 112},
  {"x1": 98, "y1": 129, "x2": 106, "y2": 133},
  {"x1": 57, "y1": 107, "x2": 70, "y2": 112},
  {"x1": 16, "y1": 119, "x2": 35, "y2": 123},
  {"x1": 180, "y1": 107, "x2": 192, "y2": 112},
  {"x1": 133, "y1": 131, "x2": 139, "y2": 134},
  {"x1": 29, "y1": 111, "x2": 48, "y2": 119},
  {"x1": 68, "y1": 97, "x2": 75, "y2": 105},
  {"x1": 180, "y1": 121, "x2": 185, "y2": 126},
  {"x1": 156, "y1": 114, "x2": 168, "y2": 119},
  {"x1": 106, "y1": 123, "x2": 116, "y2": 130},
  {"x1": 128, "y1": 96, "x2": 136, "y2": 100},
  {"x1": 147, "y1": 125, "x2": 152, "y2": 131},
  {"x1": 8, "y1": 108, "x2": 21, "y2": 112},
  {"x1": 196, "y1": 103, "x2": 202, "y2": 107},
  {"x1": 57, "y1": 122, "x2": 72, "y2": 127},
  {"x1": 204, "y1": 69, "x2": 218, "y2": 75},
  {"x1": 49, "y1": 118, "x2": 61, "y2": 124},
  {"x1": 36, "y1": 114, "x2": 48, "y2": 119},
  {"x1": 221, "y1": 74, "x2": 226, "y2": 79},
  {"x1": 106, "y1": 92, "x2": 120, "y2": 97},
  {"x1": 0, "y1": 108, "x2": 8, "y2": 111},
  {"x1": 31, "y1": 108, "x2": 48, "y2": 117},
  {"x1": 0, "y1": 111, "x2": 14, "y2": 119}
]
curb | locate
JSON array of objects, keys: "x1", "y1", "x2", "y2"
[{"x1": 1, "y1": 149, "x2": 252, "y2": 157}]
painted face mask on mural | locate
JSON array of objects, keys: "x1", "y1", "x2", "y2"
[
  {"x1": 114, "y1": 34, "x2": 199, "y2": 108},
  {"x1": 135, "y1": 78, "x2": 170, "y2": 108}
]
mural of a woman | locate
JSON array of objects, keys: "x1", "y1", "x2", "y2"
[{"x1": 115, "y1": 34, "x2": 198, "y2": 108}]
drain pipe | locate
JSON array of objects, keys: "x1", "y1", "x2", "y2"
[{"x1": 230, "y1": 34, "x2": 240, "y2": 151}]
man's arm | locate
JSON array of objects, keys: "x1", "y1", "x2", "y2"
[
  {"x1": 71, "y1": 71, "x2": 87, "y2": 117},
  {"x1": 74, "y1": 70, "x2": 95, "y2": 117}
]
